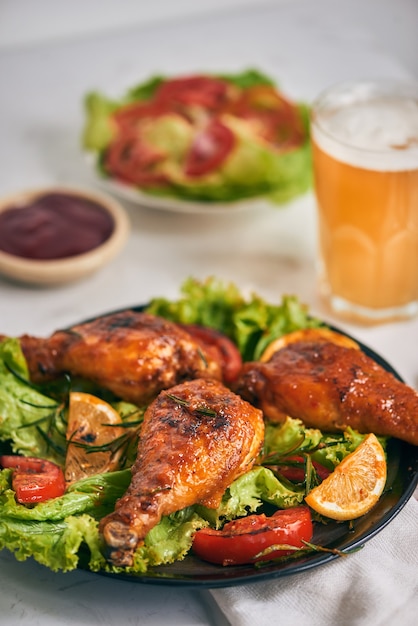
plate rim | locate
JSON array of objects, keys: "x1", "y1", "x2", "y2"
[{"x1": 84, "y1": 153, "x2": 271, "y2": 215}]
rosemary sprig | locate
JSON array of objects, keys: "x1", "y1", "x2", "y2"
[
  {"x1": 259, "y1": 435, "x2": 306, "y2": 464},
  {"x1": 36, "y1": 425, "x2": 67, "y2": 457},
  {"x1": 107, "y1": 419, "x2": 144, "y2": 428},
  {"x1": 165, "y1": 393, "x2": 189, "y2": 407},
  {"x1": 302, "y1": 540, "x2": 363, "y2": 557},
  {"x1": 165, "y1": 393, "x2": 217, "y2": 417},
  {"x1": 67, "y1": 430, "x2": 134, "y2": 454},
  {"x1": 5, "y1": 361, "x2": 43, "y2": 391},
  {"x1": 193, "y1": 406, "x2": 218, "y2": 417},
  {"x1": 17, "y1": 413, "x2": 55, "y2": 429},
  {"x1": 20, "y1": 399, "x2": 59, "y2": 409},
  {"x1": 254, "y1": 540, "x2": 363, "y2": 568},
  {"x1": 197, "y1": 347, "x2": 208, "y2": 369}
]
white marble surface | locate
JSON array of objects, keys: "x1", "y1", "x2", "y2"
[{"x1": 0, "y1": 1, "x2": 417, "y2": 624}]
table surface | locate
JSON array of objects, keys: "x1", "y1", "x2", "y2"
[{"x1": 0, "y1": 1, "x2": 417, "y2": 624}]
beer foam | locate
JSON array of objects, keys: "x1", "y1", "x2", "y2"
[{"x1": 313, "y1": 97, "x2": 418, "y2": 171}]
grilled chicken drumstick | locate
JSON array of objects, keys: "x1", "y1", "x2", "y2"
[
  {"x1": 99, "y1": 378, "x2": 264, "y2": 567},
  {"x1": 234, "y1": 339, "x2": 418, "y2": 446},
  {"x1": 9, "y1": 311, "x2": 222, "y2": 405}
]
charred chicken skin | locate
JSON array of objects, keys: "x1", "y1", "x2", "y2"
[
  {"x1": 99, "y1": 378, "x2": 264, "y2": 567},
  {"x1": 234, "y1": 339, "x2": 418, "y2": 446},
  {"x1": 13, "y1": 311, "x2": 222, "y2": 405}
]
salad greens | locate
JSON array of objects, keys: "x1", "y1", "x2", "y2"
[
  {"x1": 147, "y1": 276, "x2": 323, "y2": 361},
  {"x1": 148, "y1": 276, "x2": 249, "y2": 335},
  {"x1": 83, "y1": 69, "x2": 312, "y2": 205},
  {"x1": 0, "y1": 277, "x2": 377, "y2": 574},
  {"x1": 0, "y1": 338, "x2": 66, "y2": 464}
]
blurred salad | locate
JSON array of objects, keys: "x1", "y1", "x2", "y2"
[
  {"x1": 82, "y1": 69, "x2": 312, "y2": 204},
  {"x1": 0, "y1": 278, "x2": 376, "y2": 575}
]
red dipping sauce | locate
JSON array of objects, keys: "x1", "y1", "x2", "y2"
[{"x1": 0, "y1": 192, "x2": 115, "y2": 260}]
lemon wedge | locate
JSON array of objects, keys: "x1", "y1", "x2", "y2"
[
  {"x1": 260, "y1": 327, "x2": 359, "y2": 363},
  {"x1": 65, "y1": 391, "x2": 125, "y2": 483},
  {"x1": 305, "y1": 433, "x2": 387, "y2": 520}
]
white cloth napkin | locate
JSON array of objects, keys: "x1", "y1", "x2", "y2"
[{"x1": 210, "y1": 494, "x2": 418, "y2": 626}]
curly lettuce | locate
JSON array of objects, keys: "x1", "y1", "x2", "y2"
[
  {"x1": 0, "y1": 338, "x2": 66, "y2": 464},
  {"x1": 147, "y1": 276, "x2": 323, "y2": 360}
]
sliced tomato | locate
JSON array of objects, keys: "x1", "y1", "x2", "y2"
[
  {"x1": 184, "y1": 119, "x2": 235, "y2": 177},
  {"x1": 154, "y1": 75, "x2": 231, "y2": 111},
  {"x1": 193, "y1": 506, "x2": 313, "y2": 566},
  {"x1": 113, "y1": 100, "x2": 168, "y2": 129},
  {"x1": 104, "y1": 129, "x2": 167, "y2": 187},
  {"x1": 0, "y1": 455, "x2": 66, "y2": 504},
  {"x1": 278, "y1": 455, "x2": 331, "y2": 483},
  {"x1": 229, "y1": 85, "x2": 306, "y2": 150},
  {"x1": 180, "y1": 323, "x2": 242, "y2": 383}
]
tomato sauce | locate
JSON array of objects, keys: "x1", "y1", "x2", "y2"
[{"x1": 0, "y1": 192, "x2": 115, "y2": 260}]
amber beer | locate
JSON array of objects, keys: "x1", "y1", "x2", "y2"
[{"x1": 311, "y1": 82, "x2": 418, "y2": 322}]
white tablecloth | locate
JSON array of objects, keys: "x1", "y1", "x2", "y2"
[{"x1": 211, "y1": 497, "x2": 418, "y2": 626}]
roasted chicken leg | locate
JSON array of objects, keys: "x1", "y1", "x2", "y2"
[
  {"x1": 99, "y1": 378, "x2": 264, "y2": 567},
  {"x1": 12, "y1": 311, "x2": 222, "y2": 405},
  {"x1": 234, "y1": 339, "x2": 418, "y2": 446}
]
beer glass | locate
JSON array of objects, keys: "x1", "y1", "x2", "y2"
[{"x1": 311, "y1": 81, "x2": 418, "y2": 322}]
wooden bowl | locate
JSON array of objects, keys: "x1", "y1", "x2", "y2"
[{"x1": 0, "y1": 186, "x2": 130, "y2": 286}]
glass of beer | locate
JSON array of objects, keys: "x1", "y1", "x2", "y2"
[{"x1": 311, "y1": 81, "x2": 418, "y2": 323}]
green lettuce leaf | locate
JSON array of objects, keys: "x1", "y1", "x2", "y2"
[
  {"x1": 126, "y1": 75, "x2": 166, "y2": 102},
  {"x1": 0, "y1": 508, "x2": 103, "y2": 573},
  {"x1": 0, "y1": 338, "x2": 66, "y2": 464},
  {"x1": 0, "y1": 469, "x2": 131, "y2": 572},
  {"x1": 147, "y1": 276, "x2": 322, "y2": 361},
  {"x1": 218, "y1": 68, "x2": 276, "y2": 89},
  {"x1": 197, "y1": 466, "x2": 304, "y2": 528},
  {"x1": 311, "y1": 429, "x2": 387, "y2": 470},
  {"x1": 263, "y1": 417, "x2": 323, "y2": 459},
  {"x1": 82, "y1": 92, "x2": 118, "y2": 151},
  {"x1": 139, "y1": 508, "x2": 208, "y2": 570}
]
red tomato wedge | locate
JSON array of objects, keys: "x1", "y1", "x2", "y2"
[
  {"x1": 0, "y1": 455, "x2": 66, "y2": 504},
  {"x1": 278, "y1": 455, "x2": 331, "y2": 483},
  {"x1": 229, "y1": 85, "x2": 306, "y2": 150},
  {"x1": 179, "y1": 323, "x2": 242, "y2": 383},
  {"x1": 185, "y1": 119, "x2": 235, "y2": 177},
  {"x1": 192, "y1": 506, "x2": 313, "y2": 566},
  {"x1": 104, "y1": 129, "x2": 167, "y2": 187},
  {"x1": 154, "y1": 75, "x2": 230, "y2": 111},
  {"x1": 113, "y1": 100, "x2": 168, "y2": 129}
]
